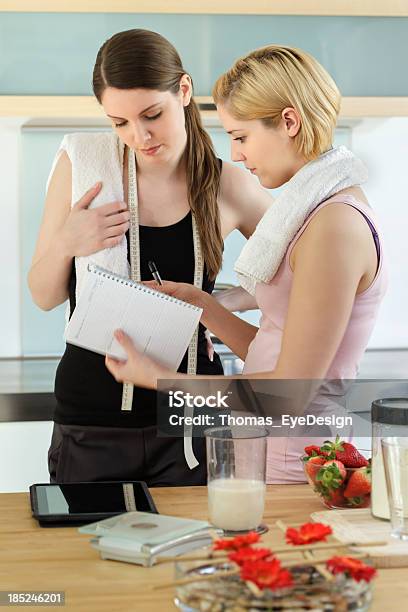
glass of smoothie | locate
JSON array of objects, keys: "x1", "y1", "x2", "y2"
[{"x1": 204, "y1": 426, "x2": 268, "y2": 534}]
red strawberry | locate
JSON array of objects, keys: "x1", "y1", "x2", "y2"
[
  {"x1": 321, "y1": 436, "x2": 368, "y2": 468},
  {"x1": 323, "y1": 460, "x2": 347, "y2": 480},
  {"x1": 315, "y1": 460, "x2": 346, "y2": 500},
  {"x1": 348, "y1": 495, "x2": 370, "y2": 509},
  {"x1": 304, "y1": 445, "x2": 322, "y2": 456},
  {"x1": 344, "y1": 466, "x2": 371, "y2": 505},
  {"x1": 325, "y1": 487, "x2": 346, "y2": 508},
  {"x1": 305, "y1": 456, "x2": 325, "y2": 484},
  {"x1": 335, "y1": 443, "x2": 368, "y2": 468},
  {"x1": 304, "y1": 445, "x2": 330, "y2": 458}
]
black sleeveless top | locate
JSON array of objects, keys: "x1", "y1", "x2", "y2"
[{"x1": 54, "y1": 209, "x2": 224, "y2": 428}]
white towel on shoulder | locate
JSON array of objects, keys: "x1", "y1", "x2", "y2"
[
  {"x1": 234, "y1": 146, "x2": 368, "y2": 295},
  {"x1": 46, "y1": 132, "x2": 129, "y2": 328}
]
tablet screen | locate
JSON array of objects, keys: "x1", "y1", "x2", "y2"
[{"x1": 33, "y1": 482, "x2": 157, "y2": 517}]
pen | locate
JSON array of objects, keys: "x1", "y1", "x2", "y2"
[{"x1": 148, "y1": 260, "x2": 163, "y2": 285}]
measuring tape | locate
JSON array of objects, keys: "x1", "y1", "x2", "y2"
[
  {"x1": 122, "y1": 483, "x2": 137, "y2": 511},
  {"x1": 121, "y1": 147, "x2": 203, "y2": 468},
  {"x1": 183, "y1": 214, "x2": 203, "y2": 468},
  {"x1": 120, "y1": 147, "x2": 140, "y2": 411}
]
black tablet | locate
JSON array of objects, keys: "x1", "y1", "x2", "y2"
[{"x1": 30, "y1": 481, "x2": 158, "y2": 526}]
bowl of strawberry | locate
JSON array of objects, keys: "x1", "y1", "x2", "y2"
[{"x1": 302, "y1": 436, "x2": 371, "y2": 509}]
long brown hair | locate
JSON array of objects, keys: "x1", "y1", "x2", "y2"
[{"x1": 93, "y1": 29, "x2": 222, "y2": 280}]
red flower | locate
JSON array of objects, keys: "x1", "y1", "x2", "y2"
[
  {"x1": 228, "y1": 547, "x2": 273, "y2": 565},
  {"x1": 286, "y1": 522, "x2": 333, "y2": 545},
  {"x1": 240, "y1": 558, "x2": 294, "y2": 591},
  {"x1": 326, "y1": 556, "x2": 377, "y2": 582},
  {"x1": 213, "y1": 531, "x2": 261, "y2": 551}
]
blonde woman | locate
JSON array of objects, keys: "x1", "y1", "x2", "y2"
[
  {"x1": 28, "y1": 30, "x2": 272, "y2": 486},
  {"x1": 106, "y1": 45, "x2": 388, "y2": 483}
]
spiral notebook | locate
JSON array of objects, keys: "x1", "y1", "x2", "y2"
[{"x1": 64, "y1": 264, "x2": 203, "y2": 370}]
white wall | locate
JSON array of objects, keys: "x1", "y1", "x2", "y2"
[
  {"x1": 352, "y1": 118, "x2": 408, "y2": 347},
  {"x1": 0, "y1": 421, "x2": 53, "y2": 492},
  {"x1": 0, "y1": 119, "x2": 24, "y2": 357}
]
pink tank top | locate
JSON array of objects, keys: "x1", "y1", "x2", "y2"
[{"x1": 243, "y1": 194, "x2": 388, "y2": 483}]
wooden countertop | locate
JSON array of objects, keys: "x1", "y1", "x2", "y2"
[{"x1": 0, "y1": 485, "x2": 407, "y2": 610}]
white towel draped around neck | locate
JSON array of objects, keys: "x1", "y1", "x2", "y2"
[{"x1": 234, "y1": 146, "x2": 368, "y2": 295}]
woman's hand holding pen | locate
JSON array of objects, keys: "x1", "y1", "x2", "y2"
[
  {"x1": 60, "y1": 182, "x2": 130, "y2": 257},
  {"x1": 105, "y1": 330, "x2": 170, "y2": 390},
  {"x1": 145, "y1": 267, "x2": 215, "y2": 361}
]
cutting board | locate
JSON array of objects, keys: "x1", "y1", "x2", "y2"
[{"x1": 311, "y1": 508, "x2": 408, "y2": 568}]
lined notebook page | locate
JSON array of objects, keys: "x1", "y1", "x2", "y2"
[{"x1": 64, "y1": 264, "x2": 202, "y2": 371}]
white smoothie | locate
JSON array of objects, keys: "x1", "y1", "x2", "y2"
[{"x1": 208, "y1": 478, "x2": 266, "y2": 531}]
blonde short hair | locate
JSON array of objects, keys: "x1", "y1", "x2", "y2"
[{"x1": 212, "y1": 45, "x2": 341, "y2": 160}]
